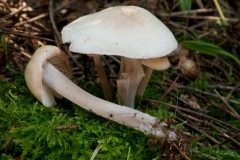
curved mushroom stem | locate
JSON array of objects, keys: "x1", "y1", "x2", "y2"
[
  {"x1": 42, "y1": 62, "x2": 169, "y2": 137},
  {"x1": 92, "y1": 55, "x2": 112, "y2": 101}
]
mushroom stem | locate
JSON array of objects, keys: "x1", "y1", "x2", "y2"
[
  {"x1": 92, "y1": 55, "x2": 112, "y2": 101},
  {"x1": 136, "y1": 67, "x2": 153, "y2": 97},
  {"x1": 136, "y1": 56, "x2": 171, "y2": 97},
  {"x1": 117, "y1": 57, "x2": 144, "y2": 108},
  {"x1": 42, "y1": 62, "x2": 168, "y2": 137}
]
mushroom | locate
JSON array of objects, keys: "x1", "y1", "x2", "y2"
[
  {"x1": 25, "y1": 45, "x2": 72, "y2": 106},
  {"x1": 61, "y1": 6, "x2": 178, "y2": 108},
  {"x1": 24, "y1": 45, "x2": 176, "y2": 138}
]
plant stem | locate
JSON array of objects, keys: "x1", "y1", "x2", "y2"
[
  {"x1": 213, "y1": 0, "x2": 229, "y2": 26},
  {"x1": 93, "y1": 55, "x2": 112, "y2": 101}
]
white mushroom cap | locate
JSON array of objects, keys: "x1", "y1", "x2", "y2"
[
  {"x1": 61, "y1": 6, "x2": 178, "y2": 59},
  {"x1": 24, "y1": 45, "x2": 72, "y2": 107}
]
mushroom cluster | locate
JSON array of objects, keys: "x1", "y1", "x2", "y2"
[
  {"x1": 24, "y1": 45, "x2": 175, "y2": 138},
  {"x1": 24, "y1": 6, "x2": 179, "y2": 138},
  {"x1": 61, "y1": 6, "x2": 178, "y2": 108}
]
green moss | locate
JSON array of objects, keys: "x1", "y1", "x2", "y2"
[
  {"x1": 0, "y1": 62, "x2": 239, "y2": 159},
  {"x1": 190, "y1": 145, "x2": 240, "y2": 160},
  {"x1": 189, "y1": 73, "x2": 210, "y2": 90},
  {"x1": 0, "y1": 70, "x2": 161, "y2": 160}
]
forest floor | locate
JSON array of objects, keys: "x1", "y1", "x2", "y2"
[{"x1": 0, "y1": 0, "x2": 240, "y2": 159}]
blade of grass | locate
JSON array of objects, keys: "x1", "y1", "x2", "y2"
[
  {"x1": 182, "y1": 41, "x2": 240, "y2": 65},
  {"x1": 180, "y1": 0, "x2": 193, "y2": 11},
  {"x1": 127, "y1": 146, "x2": 131, "y2": 160}
]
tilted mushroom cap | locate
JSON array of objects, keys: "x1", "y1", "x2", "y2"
[
  {"x1": 24, "y1": 45, "x2": 72, "y2": 107},
  {"x1": 141, "y1": 56, "x2": 170, "y2": 70},
  {"x1": 61, "y1": 6, "x2": 178, "y2": 59}
]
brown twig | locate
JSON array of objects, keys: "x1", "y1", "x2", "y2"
[
  {"x1": 218, "y1": 133, "x2": 240, "y2": 146},
  {"x1": 54, "y1": 125, "x2": 80, "y2": 130},
  {"x1": 152, "y1": 76, "x2": 179, "y2": 108},
  {"x1": 163, "y1": 15, "x2": 239, "y2": 22},
  {"x1": 15, "y1": 13, "x2": 48, "y2": 27},
  {"x1": 145, "y1": 99, "x2": 240, "y2": 133},
  {"x1": 0, "y1": 5, "x2": 26, "y2": 23},
  {"x1": 206, "y1": 122, "x2": 240, "y2": 148},
  {"x1": 49, "y1": 0, "x2": 61, "y2": 45},
  {"x1": 225, "y1": 81, "x2": 240, "y2": 101},
  {"x1": 159, "y1": 8, "x2": 234, "y2": 17},
  {"x1": 201, "y1": 57, "x2": 229, "y2": 79},
  {"x1": 207, "y1": 84, "x2": 240, "y2": 91},
  {"x1": 159, "y1": 82, "x2": 240, "y2": 105},
  {"x1": 48, "y1": 0, "x2": 83, "y2": 70},
  {"x1": 190, "y1": 149, "x2": 219, "y2": 160},
  {"x1": 0, "y1": 28, "x2": 63, "y2": 44},
  {"x1": 214, "y1": 89, "x2": 240, "y2": 119},
  {"x1": 8, "y1": 39, "x2": 32, "y2": 58},
  {"x1": 171, "y1": 141, "x2": 191, "y2": 160},
  {"x1": 14, "y1": 0, "x2": 76, "y2": 27},
  {"x1": 176, "y1": 116, "x2": 227, "y2": 149},
  {"x1": 169, "y1": 92, "x2": 204, "y2": 113},
  {"x1": 203, "y1": 98, "x2": 240, "y2": 119}
]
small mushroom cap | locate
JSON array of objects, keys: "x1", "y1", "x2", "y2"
[
  {"x1": 141, "y1": 56, "x2": 170, "y2": 70},
  {"x1": 62, "y1": 6, "x2": 177, "y2": 59},
  {"x1": 24, "y1": 45, "x2": 72, "y2": 107}
]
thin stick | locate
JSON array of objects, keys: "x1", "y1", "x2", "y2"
[
  {"x1": 55, "y1": 125, "x2": 79, "y2": 130},
  {"x1": 190, "y1": 149, "x2": 219, "y2": 160},
  {"x1": 203, "y1": 98, "x2": 240, "y2": 119},
  {"x1": 14, "y1": 0, "x2": 76, "y2": 27},
  {"x1": 109, "y1": 55, "x2": 121, "y2": 64},
  {"x1": 162, "y1": 15, "x2": 238, "y2": 22},
  {"x1": 225, "y1": 81, "x2": 240, "y2": 101},
  {"x1": 152, "y1": 76, "x2": 179, "y2": 109},
  {"x1": 15, "y1": 13, "x2": 48, "y2": 27},
  {"x1": 171, "y1": 141, "x2": 191, "y2": 160},
  {"x1": 101, "y1": 55, "x2": 117, "y2": 76},
  {"x1": 176, "y1": 116, "x2": 227, "y2": 149},
  {"x1": 160, "y1": 8, "x2": 218, "y2": 16},
  {"x1": 0, "y1": 28, "x2": 62, "y2": 44},
  {"x1": 159, "y1": 82, "x2": 240, "y2": 105},
  {"x1": 207, "y1": 84, "x2": 240, "y2": 91},
  {"x1": 0, "y1": 5, "x2": 26, "y2": 22},
  {"x1": 214, "y1": 89, "x2": 240, "y2": 119},
  {"x1": 206, "y1": 122, "x2": 240, "y2": 148},
  {"x1": 49, "y1": 0, "x2": 61, "y2": 44},
  {"x1": 145, "y1": 99, "x2": 240, "y2": 132},
  {"x1": 218, "y1": 133, "x2": 240, "y2": 146},
  {"x1": 8, "y1": 39, "x2": 32, "y2": 58},
  {"x1": 48, "y1": 0, "x2": 83, "y2": 70}
]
